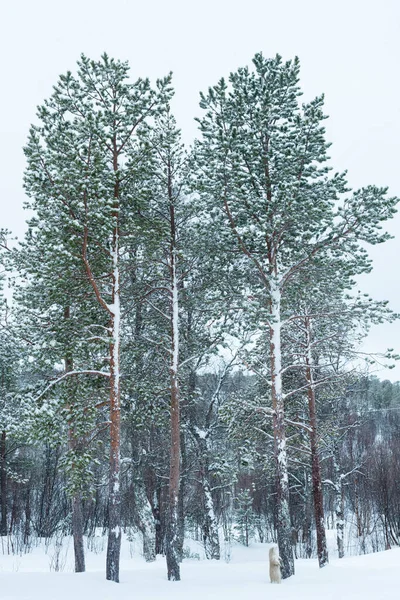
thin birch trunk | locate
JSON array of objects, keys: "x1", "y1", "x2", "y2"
[{"x1": 333, "y1": 448, "x2": 345, "y2": 558}]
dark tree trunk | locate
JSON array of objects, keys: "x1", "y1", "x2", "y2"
[
  {"x1": 152, "y1": 486, "x2": 164, "y2": 555},
  {"x1": 64, "y1": 306, "x2": 86, "y2": 573},
  {"x1": 354, "y1": 478, "x2": 362, "y2": 538},
  {"x1": 37, "y1": 445, "x2": 59, "y2": 538},
  {"x1": 165, "y1": 501, "x2": 180, "y2": 581},
  {"x1": 24, "y1": 486, "x2": 32, "y2": 545},
  {"x1": 72, "y1": 494, "x2": 86, "y2": 572},
  {"x1": 9, "y1": 483, "x2": 18, "y2": 536},
  {"x1": 0, "y1": 429, "x2": 7, "y2": 536},
  {"x1": 305, "y1": 317, "x2": 328, "y2": 568},
  {"x1": 303, "y1": 473, "x2": 313, "y2": 558}
]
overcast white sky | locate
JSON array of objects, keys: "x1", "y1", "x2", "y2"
[{"x1": 1, "y1": 0, "x2": 399, "y2": 380}]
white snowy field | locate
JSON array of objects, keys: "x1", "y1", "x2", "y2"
[{"x1": 1, "y1": 535, "x2": 399, "y2": 600}]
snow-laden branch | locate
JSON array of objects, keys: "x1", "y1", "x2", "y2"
[
  {"x1": 36, "y1": 370, "x2": 110, "y2": 401},
  {"x1": 283, "y1": 373, "x2": 339, "y2": 400},
  {"x1": 285, "y1": 418, "x2": 312, "y2": 432},
  {"x1": 237, "y1": 357, "x2": 272, "y2": 387},
  {"x1": 143, "y1": 298, "x2": 170, "y2": 321}
]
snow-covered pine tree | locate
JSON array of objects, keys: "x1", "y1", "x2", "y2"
[
  {"x1": 279, "y1": 255, "x2": 396, "y2": 568},
  {"x1": 14, "y1": 145, "x2": 110, "y2": 571},
  {"x1": 136, "y1": 107, "x2": 235, "y2": 576},
  {"x1": 188, "y1": 361, "x2": 237, "y2": 561},
  {"x1": 126, "y1": 108, "x2": 189, "y2": 580},
  {"x1": 235, "y1": 488, "x2": 255, "y2": 547},
  {"x1": 194, "y1": 53, "x2": 398, "y2": 578},
  {"x1": 22, "y1": 54, "x2": 173, "y2": 582},
  {"x1": 0, "y1": 232, "x2": 28, "y2": 539},
  {"x1": 0, "y1": 304, "x2": 21, "y2": 537}
]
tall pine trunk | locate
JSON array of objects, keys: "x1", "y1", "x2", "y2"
[
  {"x1": 106, "y1": 224, "x2": 122, "y2": 582},
  {"x1": 177, "y1": 429, "x2": 186, "y2": 561},
  {"x1": 304, "y1": 317, "x2": 328, "y2": 568},
  {"x1": 165, "y1": 192, "x2": 181, "y2": 581},
  {"x1": 269, "y1": 278, "x2": 294, "y2": 578}
]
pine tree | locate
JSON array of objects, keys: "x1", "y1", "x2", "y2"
[
  {"x1": 235, "y1": 489, "x2": 255, "y2": 547},
  {"x1": 195, "y1": 53, "x2": 398, "y2": 577},
  {"x1": 21, "y1": 54, "x2": 172, "y2": 582}
]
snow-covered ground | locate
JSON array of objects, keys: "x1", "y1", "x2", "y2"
[{"x1": 1, "y1": 535, "x2": 399, "y2": 600}]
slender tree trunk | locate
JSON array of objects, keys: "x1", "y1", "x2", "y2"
[
  {"x1": 24, "y1": 485, "x2": 31, "y2": 545},
  {"x1": 106, "y1": 225, "x2": 122, "y2": 582},
  {"x1": 354, "y1": 478, "x2": 362, "y2": 538},
  {"x1": 269, "y1": 278, "x2": 294, "y2": 579},
  {"x1": 151, "y1": 484, "x2": 163, "y2": 555},
  {"x1": 336, "y1": 484, "x2": 345, "y2": 558},
  {"x1": 303, "y1": 472, "x2": 313, "y2": 558},
  {"x1": 72, "y1": 494, "x2": 85, "y2": 572},
  {"x1": 0, "y1": 429, "x2": 7, "y2": 536},
  {"x1": 333, "y1": 449, "x2": 345, "y2": 558},
  {"x1": 165, "y1": 193, "x2": 181, "y2": 581},
  {"x1": 9, "y1": 484, "x2": 18, "y2": 536},
  {"x1": 64, "y1": 306, "x2": 86, "y2": 573},
  {"x1": 177, "y1": 429, "x2": 186, "y2": 562},
  {"x1": 305, "y1": 317, "x2": 328, "y2": 568}
]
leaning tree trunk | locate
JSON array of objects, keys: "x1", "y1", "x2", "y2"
[
  {"x1": 269, "y1": 279, "x2": 294, "y2": 579},
  {"x1": 202, "y1": 478, "x2": 220, "y2": 560},
  {"x1": 305, "y1": 317, "x2": 328, "y2": 568},
  {"x1": 194, "y1": 433, "x2": 220, "y2": 560},
  {"x1": 0, "y1": 429, "x2": 7, "y2": 536},
  {"x1": 134, "y1": 487, "x2": 156, "y2": 562}
]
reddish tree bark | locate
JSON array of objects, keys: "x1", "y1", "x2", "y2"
[{"x1": 305, "y1": 317, "x2": 328, "y2": 568}]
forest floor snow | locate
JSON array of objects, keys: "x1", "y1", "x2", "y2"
[{"x1": 1, "y1": 535, "x2": 399, "y2": 600}]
